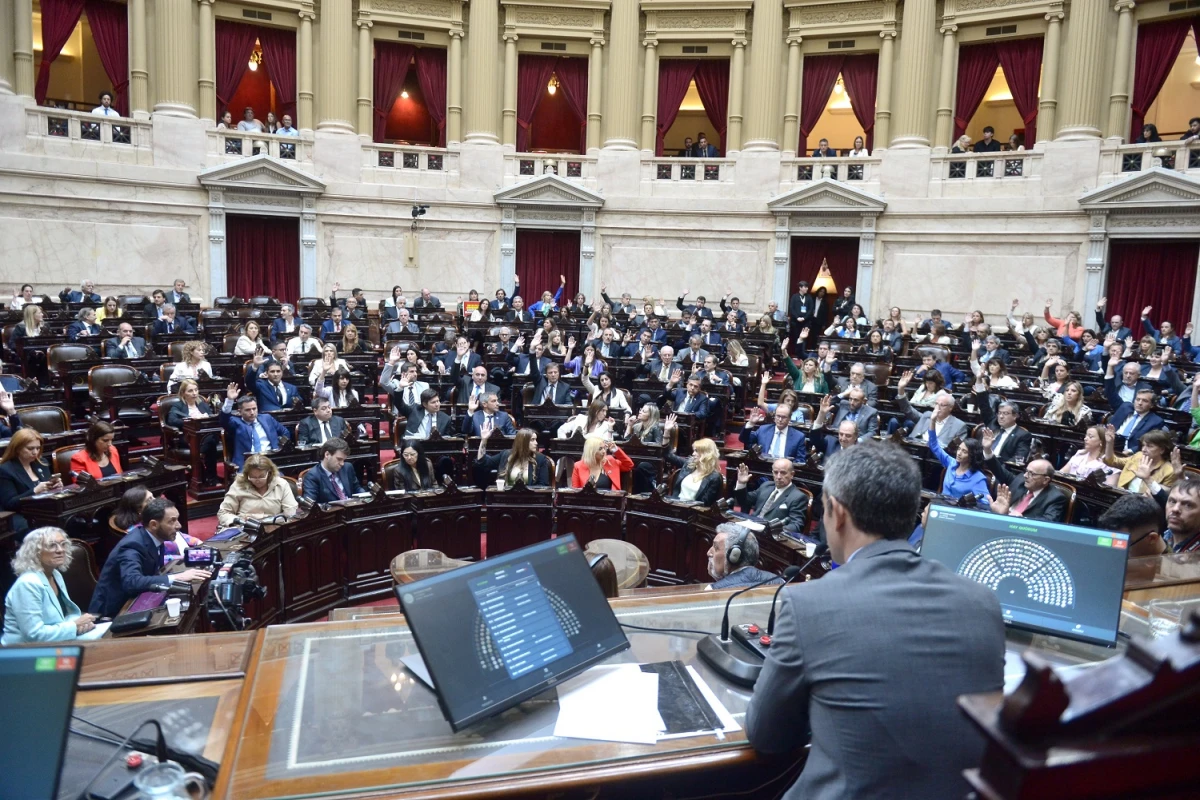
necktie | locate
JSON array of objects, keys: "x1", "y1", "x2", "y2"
[
  {"x1": 331, "y1": 471, "x2": 346, "y2": 500},
  {"x1": 406, "y1": 387, "x2": 415, "y2": 407},
  {"x1": 1010, "y1": 491, "x2": 1034, "y2": 516},
  {"x1": 772, "y1": 429, "x2": 785, "y2": 458},
  {"x1": 125, "y1": 343, "x2": 135, "y2": 358},
  {"x1": 166, "y1": 322, "x2": 173, "y2": 334},
  {"x1": 543, "y1": 384, "x2": 553, "y2": 404},
  {"x1": 995, "y1": 428, "x2": 1010, "y2": 456},
  {"x1": 763, "y1": 487, "x2": 781, "y2": 514},
  {"x1": 423, "y1": 414, "x2": 432, "y2": 437},
  {"x1": 1119, "y1": 413, "x2": 1140, "y2": 437},
  {"x1": 275, "y1": 385, "x2": 283, "y2": 406},
  {"x1": 681, "y1": 396, "x2": 691, "y2": 413},
  {"x1": 321, "y1": 421, "x2": 331, "y2": 442}
]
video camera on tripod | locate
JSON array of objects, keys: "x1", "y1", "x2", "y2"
[{"x1": 206, "y1": 550, "x2": 266, "y2": 631}]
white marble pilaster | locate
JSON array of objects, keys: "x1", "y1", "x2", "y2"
[
  {"x1": 579, "y1": 210, "x2": 596, "y2": 297},
  {"x1": 500, "y1": 208, "x2": 517, "y2": 292},
  {"x1": 856, "y1": 214, "x2": 878, "y2": 314},
  {"x1": 301, "y1": 196, "x2": 318, "y2": 297},
  {"x1": 773, "y1": 217, "x2": 790, "y2": 309},
  {"x1": 1082, "y1": 210, "x2": 1107, "y2": 315},
  {"x1": 207, "y1": 190, "x2": 227, "y2": 298}
]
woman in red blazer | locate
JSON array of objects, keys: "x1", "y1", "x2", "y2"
[
  {"x1": 70, "y1": 421, "x2": 122, "y2": 481},
  {"x1": 571, "y1": 436, "x2": 633, "y2": 491}
]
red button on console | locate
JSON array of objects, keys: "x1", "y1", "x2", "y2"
[
  {"x1": 125, "y1": 753, "x2": 143, "y2": 769},
  {"x1": 746, "y1": 624, "x2": 760, "y2": 635},
  {"x1": 759, "y1": 635, "x2": 772, "y2": 646}
]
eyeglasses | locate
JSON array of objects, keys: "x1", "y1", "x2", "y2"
[
  {"x1": 43, "y1": 542, "x2": 68, "y2": 552},
  {"x1": 1024, "y1": 469, "x2": 1053, "y2": 478}
]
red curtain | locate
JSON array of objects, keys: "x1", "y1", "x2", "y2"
[
  {"x1": 798, "y1": 54, "x2": 843, "y2": 155},
  {"x1": 953, "y1": 43, "x2": 1000, "y2": 140},
  {"x1": 1129, "y1": 17, "x2": 1192, "y2": 142},
  {"x1": 1106, "y1": 240, "x2": 1198, "y2": 341},
  {"x1": 694, "y1": 59, "x2": 730, "y2": 151},
  {"x1": 554, "y1": 57, "x2": 589, "y2": 153},
  {"x1": 995, "y1": 37, "x2": 1043, "y2": 145},
  {"x1": 414, "y1": 48, "x2": 448, "y2": 146},
  {"x1": 840, "y1": 53, "x2": 878, "y2": 152},
  {"x1": 226, "y1": 216, "x2": 300, "y2": 306},
  {"x1": 516, "y1": 55, "x2": 559, "y2": 152},
  {"x1": 34, "y1": 0, "x2": 87, "y2": 105},
  {"x1": 83, "y1": 0, "x2": 128, "y2": 116},
  {"x1": 373, "y1": 41, "x2": 414, "y2": 142},
  {"x1": 258, "y1": 26, "x2": 296, "y2": 118},
  {"x1": 515, "y1": 230, "x2": 581, "y2": 304},
  {"x1": 789, "y1": 237, "x2": 860, "y2": 304},
  {"x1": 216, "y1": 20, "x2": 259, "y2": 117},
  {"x1": 655, "y1": 59, "x2": 699, "y2": 156}
]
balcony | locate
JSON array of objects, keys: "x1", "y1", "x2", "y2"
[
  {"x1": 502, "y1": 153, "x2": 597, "y2": 189},
  {"x1": 1099, "y1": 141, "x2": 1200, "y2": 184},
  {"x1": 779, "y1": 156, "x2": 881, "y2": 193},
  {"x1": 361, "y1": 143, "x2": 458, "y2": 186},
  {"x1": 206, "y1": 129, "x2": 313, "y2": 167},
  {"x1": 23, "y1": 106, "x2": 153, "y2": 165},
  {"x1": 642, "y1": 157, "x2": 735, "y2": 185}
]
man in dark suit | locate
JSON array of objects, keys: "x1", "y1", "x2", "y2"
[
  {"x1": 245, "y1": 354, "x2": 300, "y2": 413},
  {"x1": 457, "y1": 364, "x2": 500, "y2": 406},
  {"x1": 1104, "y1": 354, "x2": 1152, "y2": 410},
  {"x1": 89, "y1": 498, "x2": 212, "y2": 617},
  {"x1": 719, "y1": 292, "x2": 748, "y2": 327},
  {"x1": 412, "y1": 288, "x2": 443, "y2": 310},
  {"x1": 973, "y1": 125, "x2": 1002, "y2": 152},
  {"x1": 440, "y1": 335, "x2": 483, "y2": 377},
  {"x1": 811, "y1": 138, "x2": 835, "y2": 157},
  {"x1": 834, "y1": 362, "x2": 879, "y2": 405},
  {"x1": 220, "y1": 383, "x2": 291, "y2": 467},
  {"x1": 787, "y1": 281, "x2": 814, "y2": 352},
  {"x1": 104, "y1": 321, "x2": 150, "y2": 359},
  {"x1": 320, "y1": 307, "x2": 346, "y2": 339},
  {"x1": 302, "y1": 438, "x2": 363, "y2": 503},
  {"x1": 144, "y1": 289, "x2": 167, "y2": 320},
  {"x1": 505, "y1": 296, "x2": 533, "y2": 324},
  {"x1": 973, "y1": 393, "x2": 1032, "y2": 463},
  {"x1": 462, "y1": 392, "x2": 516, "y2": 437},
  {"x1": 529, "y1": 359, "x2": 573, "y2": 406},
  {"x1": 1095, "y1": 297, "x2": 1132, "y2": 342},
  {"x1": 739, "y1": 406, "x2": 806, "y2": 462},
  {"x1": 264, "y1": 341, "x2": 300, "y2": 381},
  {"x1": 380, "y1": 359, "x2": 430, "y2": 417},
  {"x1": 385, "y1": 308, "x2": 420, "y2": 336},
  {"x1": 403, "y1": 388, "x2": 453, "y2": 441},
  {"x1": 342, "y1": 296, "x2": 367, "y2": 322},
  {"x1": 697, "y1": 318, "x2": 723, "y2": 353},
  {"x1": 983, "y1": 439, "x2": 1068, "y2": 522},
  {"x1": 977, "y1": 335, "x2": 1010, "y2": 365},
  {"x1": 662, "y1": 374, "x2": 712, "y2": 421},
  {"x1": 746, "y1": 443, "x2": 1005, "y2": 800},
  {"x1": 675, "y1": 290, "x2": 715, "y2": 320},
  {"x1": 733, "y1": 459, "x2": 808, "y2": 533},
  {"x1": 297, "y1": 396, "x2": 348, "y2": 446},
  {"x1": 59, "y1": 280, "x2": 102, "y2": 305},
  {"x1": 693, "y1": 132, "x2": 718, "y2": 157},
  {"x1": 150, "y1": 304, "x2": 195, "y2": 337},
  {"x1": 707, "y1": 525, "x2": 782, "y2": 589},
  {"x1": 677, "y1": 137, "x2": 695, "y2": 157},
  {"x1": 813, "y1": 390, "x2": 878, "y2": 447},
  {"x1": 167, "y1": 279, "x2": 191, "y2": 306},
  {"x1": 1107, "y1": 388, "x2": 1166, "y2": 453}
]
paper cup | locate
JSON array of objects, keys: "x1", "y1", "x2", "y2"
[{"x1": 166, "y1": 598, "x2": 182, "y2": 618}]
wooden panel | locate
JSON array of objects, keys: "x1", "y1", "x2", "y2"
[{"x1": 484, "y1": 485, "x2": 554, "y2": 556}]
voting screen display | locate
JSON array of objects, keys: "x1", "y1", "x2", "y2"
[
  {"x1": 921, "y1": 507, "x2": 1128, "y2": 646},
  {"x1": 397, "y1": 535, "x2": 629, "y2": 730}
]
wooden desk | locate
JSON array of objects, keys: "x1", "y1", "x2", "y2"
[{"x1": 482, "y1": 482, "x2": 554, "y2": 555}]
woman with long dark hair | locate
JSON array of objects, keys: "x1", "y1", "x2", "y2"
[
  {"x1": 926, "y1": 431, "x2": 991, "y2": 507},
  {"x1": 475, "y1": 427, "x2": 552, "y2": 487},
  {"x1": 70, "y1": 420, "x2": 122, "y2": 481},
  {"x1": 388, "y1": 442, "x2": 437, "y2": 491}
]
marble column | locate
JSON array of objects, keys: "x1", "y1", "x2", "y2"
[
  {"x1": 890, "y1": 0, "x2": 935, "y2": 148},
  {"x1": 742, "y1": 0, "x2": 783, "y2": 150},
  {"x1": 129, "y1": 0, "x2": 148, "y2": 116},
  {"x1": 1106, "y1": 1, "x2": 1136, "y2": 140},
  {"x1": 447, "y1": 29, "x2": 463, "y2": 143},
  {"x1": 874, "y1": 30, "x2": 896, "y2": 150},
  {"x1": 639, "y1": 37, "x2": 657, "y2": 151},
  {"x1": 318, "y1": 0, "x2": 355, "y2": 132},
  {"x1": 501, "y1": 31, "x2": 518, "y2": 147},
  {"x1": 153, "y1": 0, "x2": 197, "y2": 117},
  {"x1": 933, "y1": 23, "x2": 956, "y2": 149},
  {"x1": 603, "y1": 0, "x2": 639, "y2": 148},
  {"x1": 1055, "y1": 0, "x2": 1106, "y2": 139},
  {"x1": 14, "y1": 0, "x2": 35, "y2": 97},
  {"x1": 1037, "y1": 10, "x2": 1063, "y2": 143},
  {"x1": 197, "y1": 0, "x2": 216, "y2": 122},
  {"x1": 298, "y1": 8, "x2": 315, "y2": 131},
  {"x1": 586, "y1": 37, "x2": 604, "y2": 153},
  {"x1": 726, "y1": 36, "x2": 747, "y2": 152},
  {"x1": 781, "y1": 35, "x2": 801, "y2": 157},
  {"x1": 464, "y1": 0, "x2": 500, "y2": 143},
  {"x1": 0, "y1": 0, "x2": 14, "y2": 95},
  {"x1": 356, "y1": 18, "x2": 373, "y2": 136}
]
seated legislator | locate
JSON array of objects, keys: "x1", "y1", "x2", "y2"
[
  {"x1": 65, "y1": 307, "x2": 103, "y2": 341},
  {"x1": 270, "y1": 303, "x2": 300, "y2": 343},
  {"x1": 387, "y1": 442, "x2": 437, "y2": 492},
  {"x1": 307, "y1": 343, "x2": 351, "y2": 386},
  {"x1": 833, "y1": 362, "x2": 878, "y2": 405},
  {"x1": 167, "y1": 278, "x2": 191, "y2": 305},
  {"x1": 475, "y1": 426, "x2": 552, "y2": 488},
  {"x1": 981, "y1": 430, "x2": 1067, "y2": 522},
  {"x1": 746, "y1": 442, "x2": 1005, "y2": 800},
  {"x1": 144, "y1": 289, "x2": 167, "y2": 320},
  {"x1": 457, "y1": 364, "x2": 501, "y2": 406},
  {"x1": 233, "y1": 320, "x2": 267, "y2": 356},
  {"x1": 462, "y1": 392, "x2": 516, "y2": 438},
  {"x1": 739, "y1": 406, "x2": 807, "y2": 462},
  {"x1": 0, "y1": 388, "x2": 23, "y2": 438},
  {"x1": 70, "y1": 420, "x2": 123, "y2": 481},
  {"x1": 894, "y1": 370, "x2": 969, "y2": 447},
  {"x1": 104, "y1": 321, "x2": 150, "y2": 359},
  {"x1": 150, "y1": 304, "x2": 195, "y2": 337},
  {"x1": 320, "y1": 306, "x2": 347, "y2": 338},
  {"x1": 661, "y1": 374, "x2": 711, "y2": 420},
  {"x1": 297, "y1": 396, "x2": 348, "y2": 447},
  {"x1": 626, "y1": 403, "x2": 663, "y2": 444},
  {"x1": 812, "y1": 390, "x2": 878, "y2": 448},
  {"x1": 706, "y1": 524, "x2": 783, "y2": 589},
  {"x1": 733, "y1": 459, "x2": 809, "y2": 532},
  {"x1": 663, "y1": 423, "x2": 723, "y2": 505},
  {"x1": 385, "y1": 308, "x2": 420, "y2": 336},
  {"x1": 403, "y1": 389, "x2": 453, "y2": 442},
  {"x1": 59, "y1": 280, "x2": 102, "y2": 305},
  {"x1": 302, "y1": 438, "x2": 364, "y2": 503},
  {"x1": 167, "y1": 379, "x2": 221, "y2": 486},
  {"x1": 89, "y1": 498, "x2": 211, "y2": 617},
  {"x1": 571, "y1": 436, "x2": 634, "y2": 490},
  {"x1": 287, "y1": 324, "x2": 323, "y2": 357},
  {"x1": 219, "y1": 383, "x2": 290, "y2": 468},
  {"x1": 246, "y1": 353, "x2": 301, "y2": 412},
  {"x1": 380, "y1": 359, "x2": 431, "y2": 418},
  {"x1": 2, "y1": 527, "x2": 95, "y2": 645},
  {"x1": 166, "y1": 341, "x2": 214, "y2": 393},
  {"x1": 1106, "y1": 385, "x2": 1167, "y2": 454},
  {"x1": 1103, "y1": 427, "x2": 1177, "y2": 496},
  {"x1": 217, "y1": 454, "x2": 298, "y2": 528},
  {"x1": 925, "y1": 428, "x2": 991, "y2": 508},
  {"x1": 0, "y1": 429, "x2": 62, "y2": 534}
]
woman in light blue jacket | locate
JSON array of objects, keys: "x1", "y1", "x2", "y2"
[{"x1": 2, "y1": 527, "x2": 95, "y2": 645}]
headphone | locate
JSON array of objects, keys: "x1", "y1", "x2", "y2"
[
  {"x1": 725, "y1": 528, "x2": 749, "y2": 567},
  {"x1": 587, "y1": 552, "x2": 610, "y2": 569}
]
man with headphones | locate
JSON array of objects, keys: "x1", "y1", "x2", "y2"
[{"x1": 706, "y1": 523, "x2": 783, "y2": 590}]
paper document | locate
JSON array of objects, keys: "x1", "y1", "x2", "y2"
[
  {"x1": 78, "y1": 621, "x2": 112, "y2": 641},
  {"x1": 554, "y1": 665, "x2": 665, "y2": 745},
  {"x1": 401, "y1": 653, "x2": 436, "y2": 689}
]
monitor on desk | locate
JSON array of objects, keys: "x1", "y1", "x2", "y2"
[
  {"x1": 921, "y1": 507, "x2": 1129, "y2": 646},
  {"x1": 396, "y1": 534, "x2": 629, "y2": 731},
  {"x1": 0, "y1": 645, "x2": 83, "y2": 800}
]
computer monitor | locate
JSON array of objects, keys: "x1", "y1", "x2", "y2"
[
  {"x1": 921, "y1": 507, "x2": 1129, "y2": 647},
  {"x1": 0, "y1": 645, "x2": 83, "y2": 800},
  {"x1": 396, "y1": 535, "x2": 629, "y2": 731}
]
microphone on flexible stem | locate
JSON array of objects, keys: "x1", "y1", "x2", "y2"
[
  {"x1": 699, "y1": 574, "x2": 791, "y2": 687},
  {"x1": 768, "y1": 546, "x2": 828, "y2": 635}
]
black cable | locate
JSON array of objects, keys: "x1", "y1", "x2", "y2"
[
  {"x1": 72, "y1": 715, "x2": 124, "y2": 741},
  {"x1": 210, "y1": 580, "x2": 242, "y2": 631},
  {"x1": 72, "y1": 714, "x2": 219, "y2": 786},
  {"x1": 619, "y1": 622, "x2": 709, "y2": 637},
  {"x1": 74, "y1": 719, "x2": 163, "y2": 800},
  {"x1": 69, "y1": 727, "x2": 123, "y2": 747}
]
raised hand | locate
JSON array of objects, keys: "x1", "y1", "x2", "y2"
[
  {"x1": 737, "y1": 462, "x2": 751, "y2": 483},
  {"x1": 481, "y1": 419, "x2": 494, "y2": 440},
  {"x1": 1143, "y1": 306, "x2": 1153, "y2": 318},
  {"x1": 1188, "y1": 323, "x2": 1195, "y2": 336},
  {"x1": 664, "y1": 413, "x2": 678, "y2": 433},
  {"x1": 980, "y1": 427, "x2": 996, "y2": 450},
  {"x1": 897, "y1": 369, "x2": 914, "y2": 391},
  {"x1": 760, "y1": 371, "x2": 771, "y2": 386},
  {"x1": 681, "y1": 288, "x2": 689, "y2": 297},
  {"x1": 1124, "y1": 335, "x2": 1135, "y2": 350},
  {"x1": 252, "y1": 350, "x2": 266, "y2": 367},
  {"x1": 1134, "y1": 454, "x2": 1155, "y2": 481},
  {"x1": 1105, "y1": 423, "x2": 1117, "y2": 437},
  {"x1": 1045, "y1": 298, "x2": 1053, "y2": 309},
  {"x1": 332, "y1": 281, "x2": 341, "y2": 293},
  {"x1": 992, "y1": 484, "x2": 1011, "y2": 515},
  {"x1": 781, "y1": 337, "x2": 790, "y2": 352},
  {"x1": 567, "y1": 336, "x2": 577, "y2": 350},
  {"x1": 388, "y1": 345, "x2": 402, "y2": 364},
  {"x1": 670, "y1": 368, "x2": 683, "y2": 385},
  {"x1": 1172, "y1": 446, "x2": 1184, "y2": 475},
  {"x1": 515, "y1": 335, "x2": 526, "y2": 350},
  {"x1": 819, "y1": 393, "x2": 833, "y2": 413},
  {"x1": 1012, "y1": 298, "x2": 1020, "y2": 310},
  {"x1": 601, "y1": 284, "x2": 607, "y2": 293},
  {"x1": 467, "y1": 393, "x2": 479, "y2": 414},
  {"x1": 800, "y1": 327, "x2": 810, "y2": 340}
]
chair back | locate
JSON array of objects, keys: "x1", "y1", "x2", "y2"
[
  {"x1": 282, "y1": 475, "x2": 300, "y2": 503},
  {"x1": 222, "y1": 333, "x2": 241, "y2": 353},
  {"x1": 866, "y1": 361, "x2": 892, "y2": 389},
  {"x1": 87, "y1": 363, "x2": 139, "y2": 397},
  {"x1": 249, "y1": 296, "x2": 276, "y2": 306},
  {"x1": 48, "y1": 343, "x2": 94, "y2": 373},
  {"x1": 119, "y1": 295, "x2": 147, "y2": 309},
  {"x1": 914, "y1": 344, "x2": 952, "y2": 364},
  {"x1": 53, "y1": 445, "x2": 83, "y2": 479},
  {"x1": 63, "y1": 539, "x2": 99, "y2": 611},
  {"x1": 158, "y1": 395, "x2": 184, "y2": 427},
  {"x1": 555, "y1": 456, "x2": 573, "y2": 489},
  {"x1": 1049, "y1": 479, "x2": 1078, "y2": 524},
  {"x1": 16, "y1": 405, "x2": 69, "y2": 434}
]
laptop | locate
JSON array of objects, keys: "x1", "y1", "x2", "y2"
[{"x1": 0, "y1": 645, "x2": 84, "y2": 800}]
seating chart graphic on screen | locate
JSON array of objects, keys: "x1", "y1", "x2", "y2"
[
  {"x1": 956, "y1": 537, "x2": 1076, "y2": 609},
  {"x1": 921, "y1": 507, "x2": 1128, "y2": 646}
]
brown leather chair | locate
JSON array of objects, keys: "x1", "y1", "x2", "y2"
[
  {"x1": 381, "y1": 458, "x2": 403, "y2": 491},
  {"x1": 282, "y1": 475, "x2": 300, "y2": 504},
  {"x1": 119, "y1": 294, "x2": 148, "y2": 310},
  {"x1": 213, "y1": 297, "x2": 238, "y2": 308},
  {"x1": 47, "y1": 343, "x2": 95, "y2": 375},
  {"x1": 53, "y1": 445, "x2": 83, "y2": 479},
  {"x1": 1050, "y1": 479, "x2": 1078, "y2": 524},
  {"x1": 158, "y1": 394, "x2": 190, "y2": 466},
  {"x1": 914, "y1": 344, "x2": 952, "y2": 364},
  {"x1": 64, "y1": 538, "x2": 99, "y2": 612},
  {"x1": 87, "y1": 364, "x2": 149, "y2": 422},
  {"x1": 222, "y1": 333, "x2": 241, "y2": 354},
  {"x1": 15, "y1": 405, "x2": 69, "y2": 434},
  {"x1": 249, "y1": 296, "x2": 276, "y2": 306}
]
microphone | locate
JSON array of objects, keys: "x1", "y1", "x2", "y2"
[
  {"x1": 767, "y1": 548, "x2": 827, "y2": 635},
  {"x1": 698, "y1": 574, "x2": 790, "y2": 688},
  {"x1": 720, "y1": 574, "x2": 782, "y2": 642}
]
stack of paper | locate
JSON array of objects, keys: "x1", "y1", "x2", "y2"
[{"x1": 554, "y1": 665, "x2": 665, "y2": 744}]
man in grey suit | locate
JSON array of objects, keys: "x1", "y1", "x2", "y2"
[
  {"x1": 733, "y1": 459, "x2": 808, "y2": 533},
  {"x1": 104, "y1": 321, "x2": 150, "y2": 359},
  {"x1": 895, "y1": 370, "x2": 968, "y2": 447},
  {"x1": 813, "y1": 389, "x2": 878, "y2": 447},
  {"x1": 296, "y1": 397, "x2": 348, "y2": 447},
  {"x1": 834, "y1": 362, "x2": 878, "y2": 405},
  {"x1": 746, "y1": 443, "x2": 1005, "y2": 800}
]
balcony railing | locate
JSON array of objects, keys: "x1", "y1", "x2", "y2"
[
  {"x1": 641, "y1": 157, "x2": 735, "y2": 183},
  {"x1": 782, "y1": 156, "x2": 881, "y2": 185},
  {"x1": 206, "y1": 129, "x2": 313, "y2": 164},
  {"x1": 24, "y1": 106, "x2": 152, "y2": 161},
  {"x1": 503, "y1": 153, "x2": 597, "y2": 185},
  {"x1": 932, "y1": 150, "x2": 1041, "y2": 181},
  {"x1": 1100, "y1": 141, "x2": 1200, "y2": 179},
  {"x1": 361, "y1": 144, "x2": 457, "y2": 183}
]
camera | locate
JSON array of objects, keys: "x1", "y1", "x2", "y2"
[
  {"x1": 411, "y1": 204, "x2": 429, "y2": 219},
  {"x1": 206, "y1": 551, "x2": 266, "y2": 631}
]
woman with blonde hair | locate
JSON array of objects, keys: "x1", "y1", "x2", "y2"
[
  {"x1": 661, "y1": 421, "x2": 722, "y2": 505},
  {"x1": 95, "y1": 296, "x2": 123, "y2": 323},
  {"x1": 217, "y1": 454, "x2": 297, "y2": 528},
  {"x1": 0, "y1": 428, "x2": 60, "y2": 532},
  {"x1": 233, "y1": 320, "x2": 265, "y2": 356},
  {"x1": 1062, "y1": 426, "x2": 1116, "y2": 484},
  {"x1": 2, "y1": 527, "x2": 95, "y2": 644},
  {"x1": 627, "y1": 403, "x2": 662, "y2": 444},
  {"x1": 571, "y1": 435, "x2": 634, "y2": 490},
  {"x1": 340, "y1": 324, "x2": 364, "y2": 355},
  {"x1": 756, "y1": 315, "x2": 777, "y2": 336},
  {"x1": 726, "y1": 339, "x2": 749, "y2": 367},
  {"x1": 308, "y1": 342, "x2": 350, "y2": 385},
  {"x1": 167, "y1": 340, "x2": 213, "y2": 392},
  {"x1": 1041, "y1": 381, "x2": 1092, "y2": 426},
  {"x1": 8, "y1": 303, "x2": 45, "y2": 349}
]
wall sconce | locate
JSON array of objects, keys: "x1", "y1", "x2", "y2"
[
  {"x1": 248, "y1": 48, "x2": 263, "y2": 72},
  {"x1": 547, "y1": 74, "x2": 559, "y2": 95}
]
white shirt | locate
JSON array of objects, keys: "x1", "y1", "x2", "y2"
[
  {"x1": 278, "y1": 126, "x2": 299, "y2": 137},
  {"x1": 237, "y1": 119, "x2": 264, "y2": 132},
  {"x1": 287, "y1": 337, "x2": 319, "y2": 356},
  {"x1": 91, "y1": 105, "x2": 119, "y2": 116},
  {"x1": 994, "y1": 424, "x2": 1017, "y2": 456}
]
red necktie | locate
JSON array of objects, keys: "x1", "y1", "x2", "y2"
[{"x1": 1010, "y1": 491, "x2": 1034, "y2": 516}]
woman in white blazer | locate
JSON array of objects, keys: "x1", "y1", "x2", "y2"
[{"x1": 2, "y1": 527, "x2": 95, "y2": 644}]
